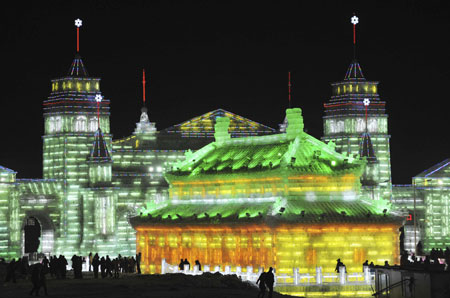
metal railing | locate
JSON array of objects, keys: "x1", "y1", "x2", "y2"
[{"x1": 161, "y1": 259, "x2": 375, "y2": 286}]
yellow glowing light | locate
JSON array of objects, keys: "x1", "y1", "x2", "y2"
[{"x1": 136, "y1": 223, "x2": 399, "y2": 274}]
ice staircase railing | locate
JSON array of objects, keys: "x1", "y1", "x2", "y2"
[{"x1": 161, "y1": 259, "x2": 375, "y2": 286}]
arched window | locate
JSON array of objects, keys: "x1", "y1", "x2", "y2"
[
  {"x1": 54, "y1": 116, "x2": 62, "y2": 132},
  {"x1": 356, "y1": 118, "x2": 365, "y2": 133},
  {"x1": 48, "y1": 117, "x2": 55, "y2": 133},
  {"x1": 89, "y1": 117, "x2": 98, "y2": 132},
  {"x1": 74, "y1": 116, "x2": 87, "y2": 132},
  {"x1": 328, "y1": 119, "x2": 336, "y2": 134},
  {"x1": 336, "y1": 120, "x2": 344, "y2": 133},
  {"x1": 368, "y1": 118, "x2": 378, "y2": 133}
]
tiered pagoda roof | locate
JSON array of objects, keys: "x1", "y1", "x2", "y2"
[
  {"x1": 132, "y1": 108, "x2": 399, "y2": 226},
  {"x1": 161, "y1": 109, "x2": 276, "y2": 138}
]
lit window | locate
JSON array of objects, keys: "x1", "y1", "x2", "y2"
[
  {"x1": 356, "y1": 118, "x2": 365, "y2": 132},
  {"x1": 368, "y1": 118, "x2": 377, "y2": 133},
  {"x1": 74, "y1": 115, "x2": 87, "y2": 132},
  {"x1": 89, "y1": 117, "x2": 98, "y2": 132},
  {"x1": 54, "y1": 116, "x2": 62, "y2": 132},
  {"x1": 336, "y1": 120, "x2": 344, "y2": 133},
  {"x1": 48, "y1": 117, "x2": 55, "y2": 133}
]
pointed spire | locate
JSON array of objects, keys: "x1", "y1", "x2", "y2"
[
  {"x1": 67, "y1": 53, "x2": 89, "y2": 77},
  {"x1": 344, "y1": 60, "x2": 365, "y2": 81},
  {"x1": 88, "y1": 129, "x2": 112, "y2": 162},
  {"x1": 359, "y1": 132, "x2": 377, "y2": 163}
]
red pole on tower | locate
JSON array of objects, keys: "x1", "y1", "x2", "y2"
[
  {"x1": 95, "y1": 94, "x2": 102, "y2": 130},
  {"x1": 142, "y1": 69, "x2": 146, "y2": 105},
  {"x1": 75, "y1": 19, "x2": 82, "y2": 52},
  {"x1": 364, "y1": 98, "x2": 370, "y2": 133},
  {"x1": 353, "y1": 24, "x2": 356, "y2": 45},
  {"x1": 350, "y1": 14, "x2": 359, "y2": 59}
]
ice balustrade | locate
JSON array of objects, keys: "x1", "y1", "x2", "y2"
[{"x1": 161, "y1": 259, "x2": 375, "y2": 286}]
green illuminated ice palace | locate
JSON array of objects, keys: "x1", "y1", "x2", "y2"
[
  {"x1": 0, "y1": 54, "x2": 277, "y2": 258},
  {"x1": 0, "y1": 50, "x2": 448, "y2": 259}
]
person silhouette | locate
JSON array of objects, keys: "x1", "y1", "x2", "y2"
[
  {"x1": 100, "y1": 257, "x2": 106, "y2": 278},
  {"x1": 195, "y1": 260, "x2": 201, "y2": 271},
  {"x1": 265, "y1": 267, "x2": 274, "y2": 298},
  {"x1": 183, "y1": 258, "x2": 190, "y2": 270},
  {"x1": 105, "y1": 256, "x2": 113, "y2": 277},
  {"x1": 256, "y1": 270, "x2": 267, "y2": 298},
  {"x1": 136, "y1": 252, "x2": 142, "y2": 274},
  {"x1": 92, "y1": 253, "x2": 100, "y2": 278},
  {"x1": 362, "y1": 260, "x2": 368, "y2": 271},
  {"x1": 335, "y1": 259, "x2": 345, "y2": 273},
  {"x1": 179, "y1": 259, "x2": 184, "y2": 270}
]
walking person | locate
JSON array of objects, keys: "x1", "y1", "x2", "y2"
[
  {"x1": 256, "y1": 270, "x2": 267, "y2": 298},
  {"x1": 335, "y1": 258, "x2": 345, "y2": 273},
  {"x1": 265, "y1": 267, "x2": 274, "y2": 298}
]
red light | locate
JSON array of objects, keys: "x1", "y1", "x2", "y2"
[{"x1": 407, "y1": 214, "x2": 412, "y2": 221}]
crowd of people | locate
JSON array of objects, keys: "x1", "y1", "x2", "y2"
[
  {"x1": 399, "y1": 246, "x2": 450, "y2": 270},
  {"x1": 0, "y1": 252, "x2": 142, "y2": 296},
  {"x1": 90, "y1": 253, "x2": 141, "y2": 279}
]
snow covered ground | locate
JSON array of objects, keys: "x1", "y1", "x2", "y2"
[{"x1": 0, "y1": 272, "x2": 296, "y2": 298}]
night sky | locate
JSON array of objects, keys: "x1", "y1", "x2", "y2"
[{"x1": 1, "y1": 1, "x2": 449, "y2": 184}]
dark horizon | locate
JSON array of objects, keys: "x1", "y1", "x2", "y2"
[{"x1": 2, "y1": 1, "x2": 449, "y2": 184}]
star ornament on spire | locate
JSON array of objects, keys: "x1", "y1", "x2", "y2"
[
  {"x1": 351, "y1": 15, "x2": 359, "y2": 25},
  {"x1": 75, "y1": 18, "x2": 82, "y2": 28},
  {"x1": 95, "y1": 94, "x2": 103, "y2": 103}
]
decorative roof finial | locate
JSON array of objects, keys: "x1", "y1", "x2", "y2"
[
  {"x1": 350, "y1": 13, "x2": 359, "y2": 59},
  {"x1": 74, "y1": 18, "x2": 82, "y2": 52}
]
